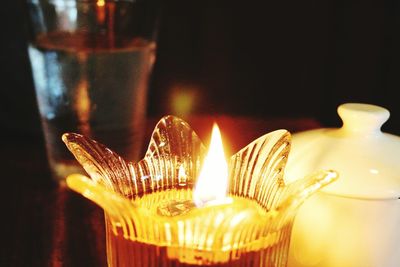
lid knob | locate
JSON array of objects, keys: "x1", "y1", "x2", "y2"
[{"x1": 338, "y1": 103, "x2": 390, "y2": 135}]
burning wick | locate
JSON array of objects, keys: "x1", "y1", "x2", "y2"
[
  {"x1": 193, "y1": 123, "x2": 230, "y2": 207},
  {"x1": 157, "y1": 123, "x2": 231, "y2": 217}
]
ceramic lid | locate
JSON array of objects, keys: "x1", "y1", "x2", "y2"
[{"x1": 285, "y1": 103, "x2": 400, "y2": 200}]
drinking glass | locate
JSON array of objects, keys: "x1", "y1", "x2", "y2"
[{"x1": 25, "y1": 0, "x2": 160, "y2": 182}]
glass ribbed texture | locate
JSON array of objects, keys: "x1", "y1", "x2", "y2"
[{"x1": 63, "y1": 115, "x2": 337, "y2": 267}]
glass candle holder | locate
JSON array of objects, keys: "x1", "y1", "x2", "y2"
[{"x1": 63, "y1": 116, "x2": 337, "y2": 267}]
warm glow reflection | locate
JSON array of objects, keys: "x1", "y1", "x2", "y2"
[
  {"x1": 169, "y1": 85, "x2": 197, "y2": 117},
  {"x1": 74, "y1": 79, "x2": 91, "y2": 135},
  {"x1": 97, "y1": 0, "x2": 105, "y2": 7},
  {"x1": 96, "y1": 0, "x2": 106, "y2": 24},
  {"x1": 193, "y1": 124, "x2": 229, "y2": 207}
]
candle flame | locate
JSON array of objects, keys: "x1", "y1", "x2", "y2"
[{"x1": 193, "y1": 124, "x2": 229, "y2": 207}]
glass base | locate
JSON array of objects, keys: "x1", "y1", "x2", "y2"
[{"x1": 105, "y1": 220, "x2": 291, "y2": 267}]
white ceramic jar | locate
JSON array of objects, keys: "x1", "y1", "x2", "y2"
[{"x1": 286, "y1": 103, "x2": 400, "y2": 267}]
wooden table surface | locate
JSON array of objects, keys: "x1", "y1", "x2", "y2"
[{"x1": 1, "y1": 115, "x2": 320, "y2": 267}]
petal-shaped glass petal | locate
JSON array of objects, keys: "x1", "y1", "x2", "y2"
[
  {"x1": 63, "y1": 115, "x2": 205, "y2": 198},
  {"x1": 229, "y1": 129, "x2": 290, "y2": 209},
  {"x1": 62, "y1": 133, "x2": 133, "y2": 197}
]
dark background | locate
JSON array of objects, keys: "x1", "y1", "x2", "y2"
[
  {"x1": 1, "y1": 0, "x2": 400, "y2": 137},
  {"x1": 1, "y1": 1, "x2": 400, "y2": 265}
]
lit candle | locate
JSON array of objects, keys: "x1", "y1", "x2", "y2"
[
  {"x1": 63, "y1": 115, "x2": 337, "y2": 267},
  {"x1": 127, "y1": 124, "x2": 272, "y2": 265}
]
